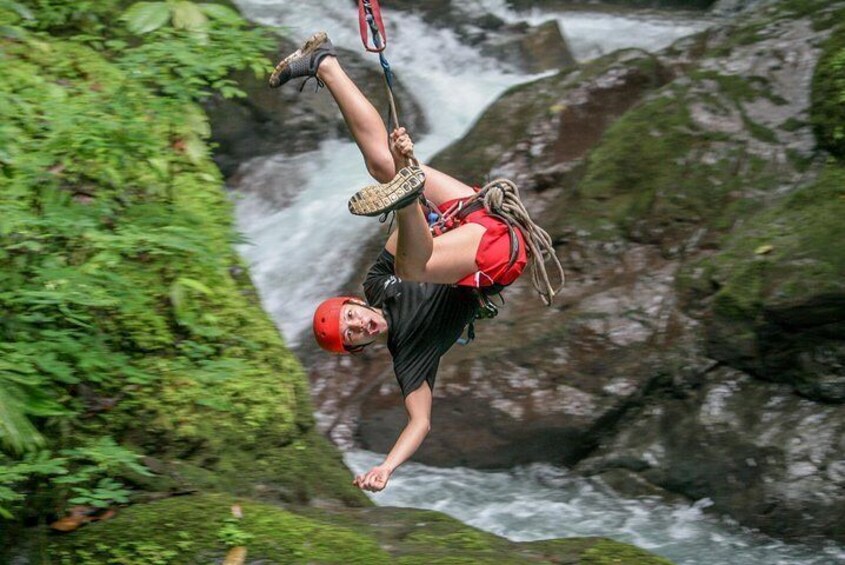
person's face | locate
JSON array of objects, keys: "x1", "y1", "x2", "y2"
[{"x1": 341, "y1": 303, "x2": 387, "y2": 349}]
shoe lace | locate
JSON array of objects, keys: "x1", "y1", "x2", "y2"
[{"x1": 299, "y1": 76, "x2": 325, "y2": 93}]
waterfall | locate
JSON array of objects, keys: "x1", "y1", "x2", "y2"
[{"x1": 228, "y1": 2, "x2": 841, "y2": 563}]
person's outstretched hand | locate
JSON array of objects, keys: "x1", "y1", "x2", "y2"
[
  {"x1": 390, "y1": 127, "x2": 414, "y2": 167},
  {"x1": 353, "y1": 464, "x2": 392, "y2": 492}
]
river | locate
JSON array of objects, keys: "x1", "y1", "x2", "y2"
[{"x1": 229, "y1": 1, "x2": 843, "y2": 563}]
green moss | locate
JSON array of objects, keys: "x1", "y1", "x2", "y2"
[
  {"x1": 718, "y1": 164, "x2": 844, "y2": 311},
  {"x1": 690, "y1": 71, "x2": 781, "y2": 105},
  {"x1": 680, "y1": 162, "x2": 845, "y2": 369},
  {"x1": 581, "y1": 539, "x2": 675, "y2": 564},
  {"x1": 165, "y1": 430, "x2": 369, "y2": 507},
  {"x1": 564, "y1": 63, "x2": 803, "y2": 251},
  {"x1": 811, "y1": 21, "x2": 845, "y2": 159},
  {"x1": 50, "y1": 493, "x2": 389, "y2": 564},
  {"x1": 777, "y1": 0, "x2": 845, "y2": 30},
  {"x1": 522, "y1": 538, "x2": 674, "y2": 565},
  {"x1": 779, "y1": 117, "x2": 807, "y2": 132},
  {"x1": 405, "y1": 529, "x2": 497, "y2": 553},
  {"x1": 572, "y1": 87, "x2": 729, "y2": 246}
]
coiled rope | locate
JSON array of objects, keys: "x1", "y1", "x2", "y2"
[{"x1": 468, "y1": 179, "x2": 565, "y2": 306}]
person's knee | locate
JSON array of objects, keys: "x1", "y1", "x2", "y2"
[{"x1": 366, "y1": 154, "x2": 395, "y2": 183}]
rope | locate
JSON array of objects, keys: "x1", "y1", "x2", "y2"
[
  {"x1": 462, "y1": 179, "x2": 565, "y2": 306},
  {"x1": 359, "y1": 0, "x2": 417, "y2": 168}
]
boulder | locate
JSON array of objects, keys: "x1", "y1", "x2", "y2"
[
  {"x1": 506, "y1": 0, "x2": 718, "y2": 10},
  {"x1": 575, "y1": 366, "x2": 845, "y2": 541}
]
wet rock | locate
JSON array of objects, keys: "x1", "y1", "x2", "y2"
[
  {"x1": 575, "y1": 366, "x2": 845, "y2": 541},
  {"x1": 430, "y1": 48, "x2": 672, "y2": 184},
  {"x1": 474, "y1": 20, "x2": 577, "y2": 73},
  {"x1": 32, "y1": 493, "x2": 672, "y2": 565}
]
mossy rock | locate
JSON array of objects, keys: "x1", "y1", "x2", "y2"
[
  {"x1": 811, "y1": 20, "x2": 845, "y2": 159},
  {"x1": 44, "y1": 494, "x2": 674, "y2": 565},
  {"x1": 47, "y1": 493, "x2": 388, "y2": 564},
  {"x1": 678, "y1": 164, "x2": 845, "y2": 399},
  {"x1": 506, "y1": 0, "x2": 716, "y2": 10},
  {"x1": 430, "y1": 49, "x2": 666, "y2": 183},
  {"x1": 563, "y1": 58, "x2": 803, "y2": 252}
]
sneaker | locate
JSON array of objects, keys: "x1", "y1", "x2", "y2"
[
  {"x1": 269, "y1": 31, "x2": 336, "y2": 88},
  {"x1": 348, "y1": 166, "x2": 427, "y2": 217}
]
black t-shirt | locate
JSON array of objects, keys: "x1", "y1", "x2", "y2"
[{"x1": 363, "y1": 249, "x2": 478, "y2": 397}]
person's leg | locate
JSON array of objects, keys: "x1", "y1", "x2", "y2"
[
  {"x1": 317, "y1": 58, "x2": 476, "y2": 206},
  {"x1": 317, "y1": 57, "x2": 395, "y2": 183},
  {"x1": 389, "y1": 206, "x2": 485, "y2": 283},
  {"x1": 312, "y1": 45, "x2": 484, "y2": 283}
]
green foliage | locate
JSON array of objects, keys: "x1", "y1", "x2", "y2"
[
  {"x1": 216, "y1": 517, "x2": 255, "y2": 547},
  {"x1": 54, "y1": 438, "x2": 152, "y2": 508},
  {"x1": 0, "y1": 0, "x2": 330, "y2": 525},
  {"x1": 0, "y1": 438, "x2": 147, "y2": 517},
  {"x1": 118, "y1": 2, "x2": 271, "y2": 102},
  {"x1": 0, "y1": 450, "x2": 66, "y2": 518}
]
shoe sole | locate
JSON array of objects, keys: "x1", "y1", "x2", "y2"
[
  {"x1": 348, "y1": 166, "x2": 427, "y2": 216},
  {"x1": 269, "y1": 31, "x2": 328, "y2": 88}
]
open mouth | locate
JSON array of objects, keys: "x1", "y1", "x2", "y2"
[{"x1": 367, "y1": 319, "x2": 378, "y2": 335}]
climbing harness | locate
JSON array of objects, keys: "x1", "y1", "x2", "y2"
[{"x1": 427, "y1": 179, "x2": 566, "y2": 307}]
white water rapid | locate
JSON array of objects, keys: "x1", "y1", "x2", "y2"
[{"x1": 229, "y1": 1, "x2": 842, "y2": 563}]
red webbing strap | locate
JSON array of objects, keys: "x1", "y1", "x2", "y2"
[{"x1": 358, "y1": 0, "x2": 387, "y2": 53}]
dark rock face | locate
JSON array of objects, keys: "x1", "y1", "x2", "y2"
[
  {"x1": 576, "y1": 366, "x2": 845, "y2": 541},
  {"x1": 300, "y1": 0, "x2": 845, "y2": 543},
  {"x1": 431, "y1": 49, "x2": 672, "y2": 183}
]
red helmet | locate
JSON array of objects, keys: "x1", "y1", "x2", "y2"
[{"x1": 313, "y1": 296, "x2": 361, "y2": 354}]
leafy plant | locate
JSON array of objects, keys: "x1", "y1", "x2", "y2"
[
  {"x1": 0, "y1": 438, "x2": 150, "y2": 517},
  {"x1": 216, "y1": 517, "x2": 255, "y2": 548},
  {"x1": 0, "y1": 0, "x2": 301, "y2": 528},
  {"x1": 66, "y1": 477, "x2": 133, "y2": 508},
  {"x1": 0, "y1": 450, "x2": 67, "y2": 518}
]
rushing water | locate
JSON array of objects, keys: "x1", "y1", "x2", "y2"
[
  {"x1": 229, "y1": 1, "x2": 841, "y2": 563},
  {"x1": 345, "y1": 450, "x2": 845, "y2": 565}
]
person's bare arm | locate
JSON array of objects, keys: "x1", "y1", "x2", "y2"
[
  {"x1": 390, "y1": 127, "x2": 415, "y2": 171},
  {"x1": 353, "y1": 382, "x2": 432, "y2": 492}
]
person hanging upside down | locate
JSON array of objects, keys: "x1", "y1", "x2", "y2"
[{"x1": 270, "y1": 32, "x2": 562, "y2": 493}]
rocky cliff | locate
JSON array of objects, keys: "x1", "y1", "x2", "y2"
[{"x1": 295, "y1": 0, "x2": 845, "y2": 543}]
